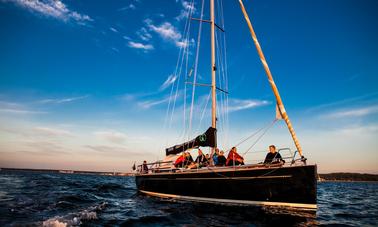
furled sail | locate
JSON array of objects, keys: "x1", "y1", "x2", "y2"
[{"x1": 165, "y1": 127, "x2": 217, "y2": 156}]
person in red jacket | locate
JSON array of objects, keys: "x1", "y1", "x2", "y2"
[
  {"x1": 174, "y1": 153, "x2": 186, "y2": 168},
  {"x1": 226, "y1": 147, "x2": 244, "y2": 166}
]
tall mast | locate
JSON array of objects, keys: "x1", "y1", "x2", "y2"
[
  {"x1": 238, "y1": 0, "x2": 304, "y2": 157},
  {"x1": 210, "y1": 0, "x2": 216, "y2": 131}
]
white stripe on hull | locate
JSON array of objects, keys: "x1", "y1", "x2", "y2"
[{"x1": 139, "y1": 190, "x2": 317, "y2": 210}]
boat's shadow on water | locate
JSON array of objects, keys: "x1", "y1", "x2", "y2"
[{"x1": 123, "y1": 192, "x2": 318, "y2": 226}]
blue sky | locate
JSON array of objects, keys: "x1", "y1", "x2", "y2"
[{"x1": 0, "y1": 0, "x2": 377, "y2": 173}]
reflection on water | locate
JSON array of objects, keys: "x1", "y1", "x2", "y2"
[{"x1": 0, "y1": 171, "x2": 377, "y2": 226}]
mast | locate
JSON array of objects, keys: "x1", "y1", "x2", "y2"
[
  {"x1": 210, "y1": 0, "x2": 217, "y2": 131},
  {"x1": 238, "y1": 0, "x2": 304, "y2": 157}
]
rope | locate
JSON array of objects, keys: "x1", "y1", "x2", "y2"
[{"x1": 242, "y1": 119, "x2": 277, "y2": 156}]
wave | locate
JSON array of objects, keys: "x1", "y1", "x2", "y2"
[
  {"x1": 95, "y1": 183, "x2": 125, "y2": 192},
  {"x1": 42, "y1": 202, "x2": 107, "y2": 227}
]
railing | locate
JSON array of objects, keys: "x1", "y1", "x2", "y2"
[{"x1": 136, "y1": 148, "x2": 307, "y2": 174}]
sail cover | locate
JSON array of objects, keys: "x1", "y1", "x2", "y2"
[{"x1": 165, "y1": 127, "x2": 217, "y2": 156}]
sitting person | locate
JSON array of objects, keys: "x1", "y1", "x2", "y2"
[
  {"x1": 226, "y1": 147, "x2": 244, "y2": 166},
  {"x1": 217, "y1": 150, "x2": 227, "y2": 166},
  {"x1": 188, "y1": 149, "x2": 207, "y2": 169},
  {"x1": 263, "y1": 145, "x2": 285, "y2": 164},
  {"x1": 183, "y1": 151, "x2": 194, "y2": 167},
  {"x1": 174, "y1": 153, "x2": 186, "y2": 168},
  {"x1": 212, "y1": 148, "x2": 219, "y2": 166},
  {"x1": 203, "y1": 154, "x2": 211, "y2": 167}
]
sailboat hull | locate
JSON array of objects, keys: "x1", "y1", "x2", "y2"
[{"x1": 135, "y1": 165, "x2": 317, "y2": 210}]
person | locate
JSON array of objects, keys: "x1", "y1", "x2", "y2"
[
  {"x1": 142, "y1": 160, "x2": 149, "y2": 173},
  {"x1": 203, "y1": 154, "x2": 211, "y2": 167},
  {"x1": 263, "y1": 145, "x2": 285, "y2": 164},
  {"x1": 174, "y1": 153, "x2": 186, "y2": 168},
  {"x1": 217, "y1": 150, "x2": 227, "y2": 166},
  {"x1": 188, "y1": 149, "x2": 206, "y2": 169},
  {"x1": 226, "y1": 147, "x2": 244, "y2": 166},
  {"x1": 183, "y1": 151, "x2": 194, "y2": 167},
  {"x1": 212, "y1": 148, "x2": 219, "y2": 166}
]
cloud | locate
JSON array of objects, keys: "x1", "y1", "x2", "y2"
[
  {"x1": 324, "y1": 105, "x2": 378, "y2": 119},
  {"x1": 94, "y1": 130, "x2": 128, "y2": 144},
  {"x1": 176, "y1": 0, "x2": 195, "y2": 21},
  {"x1": 227, "y1": 99, "x2": 270, "y2": 112},
  {"x1": 136, "y1": 27, "x2": 152, "y2": 41},
  {"x1": 33, "y1": 127, "x2": 73, "y2": 137},
  {"x1": 9, "y1": 0, "x2": 93, "y2": 25},
  {"x1": 21, "y1": 141, "x2": 68, "y2": 155},
  {"x1": 145, "y1": 20, "x2": 184, "y2": 47},
  {"x1": 85, "y1": 145, "x2": 144, "y2": 157},
  {"x1": 0, "y1": 109, "x2": 47, "y2": 114},
  {"x1": 109, "y1": 27, "x2": 118, "y2": 33},
  {"x1": 138, "y1": 97, "x2": 170, "y2": 109},
  {"x1": 111, "y1": 47, "x2": 119, "y2": 53},
  {"x1": 306, "y1": 92, "x2": 378, "y2": 113},
  {"x1": 137, "y1": 91, "x2": 182, "y2": 109},
  {"x1": 37, "y1": 95, "x2": 89, "y2": 104},
  {"x1": 0, "y1": 100, "x2": 47, "y2": 114},
  {"x1": 159, "y1": 74, "x2": 177, "y2": 91},
  {"x1": 127, "y1": 41, "x2": 154, "y2": 51},
  {"x1": 118, "y1": 3, "x2": 136, "y2": 11}
]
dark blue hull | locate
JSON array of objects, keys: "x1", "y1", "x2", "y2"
[{"x1": 136, "y1": 165, "x2": 317, "y2": 210}]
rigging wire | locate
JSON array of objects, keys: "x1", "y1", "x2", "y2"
[
  {"x1": 188, "y1": 0, "x2": 205, "y2": 140},
  {"x1": 241, "y1": 119, "x2": 278, "y2": 156},
  {"x1": 163, "y1": 0, "x2": 195, "y2": 146}
]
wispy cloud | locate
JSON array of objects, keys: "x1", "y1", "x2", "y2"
[
  {"x1": 176, "y1": 0, "x2": 195, "y2": 21},
  {"x1": 324, "y1": 105, "x2": 378, "y2": 119},
  {"x1": 137, "y1": 91, "x2": 182, "y2": 109},
  {"x1": 145, "y1": 19, "x2": 184, "y2": 48},
  {"x1": 33, "y1": 126, "x2": 73, "y2": 137},
  {"x1": 159, "y1": 74, "x2": 177, "y2": 91},
  {"x1": 306, "y1": 92, "x2": 378, "y2": 113},
  {"x1": 37, "y1": 95, "x2": 89, "y2": 104},
  {"x1": 9, "y1": 0, "x2": 93, "y2": 25},
  {"x1": 109, "y1": 27, "x2": 118, "y2": 33},
  {"x1": 227, "y1": 99, "x2": 270, "y2": 112},
  {"x1": 111, "y1": 47, "x2": 119, "y2": 53},
  {"x1": 138, "y1": 97, "x2": 170, "y2": 109},
  {"x1": 136, "y1": 27, "x2": 152, "y2": 41},
  {"x1": 127, "y1": 41, "x2": 154, "y2": 51},
  {"x1": 118, "y1": 3, "x2": 136, "y2": 11},
  {"x1": 0, "y1": 100, "x2": 47, "y2": 114},
  {"x1": 94, "y1": 130, "x2": 127, "y2": 144}
]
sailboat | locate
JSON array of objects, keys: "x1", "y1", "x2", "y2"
[{"x1": 135, "y1": 0, "x2": 317, "y2": 211}]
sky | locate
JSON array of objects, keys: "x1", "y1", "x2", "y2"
[{"x1": 0, "y1": 0, "x2": 377, "y2": 173}]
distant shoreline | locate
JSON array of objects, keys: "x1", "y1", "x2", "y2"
[
  {"x1": 319, "y1": 180, "x2": 378, "y2": 183},
  {"x1": 318, "y1": 173, "x2": 378, "y2": 182},
  {"x1": 0, "y1": 167, "x2": 134, "y2": 176}
]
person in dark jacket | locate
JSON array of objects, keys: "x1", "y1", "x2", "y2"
[
  {"x1": 184, "y1": 151, "x2": 194, "y2": 167},
  {"x1": 264, "y1": 145, "x2": 285, "y2": 164},
  {"x1": 217, "y1": 150, "x2": 227, "y2": 166},
  {"x1": 188, "y1": 149, "x2": 206, "y2": 169},
  {"x1": 142, "y1": 160, "x2": 149, "y2": 173}
]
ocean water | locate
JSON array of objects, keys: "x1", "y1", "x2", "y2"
[{"x1": 0, "y1": 171, "x2": 377, "y2": 226}]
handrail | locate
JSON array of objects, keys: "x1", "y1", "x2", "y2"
[{"x1": 136, "y1": 147, "x2": 306, "y2": 173}]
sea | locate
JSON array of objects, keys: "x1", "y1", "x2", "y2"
[{"x1": 0, "y1": 170, "x2": 377, "y2": 227}]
